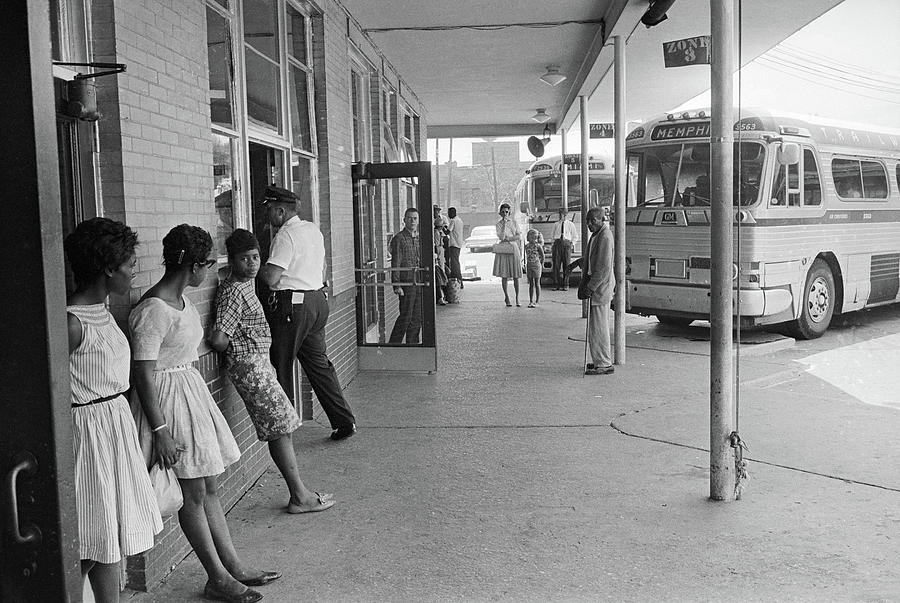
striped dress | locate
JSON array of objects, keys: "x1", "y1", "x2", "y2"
[{"x1": 68, "y1": 303, "x2": 162, "y2": 564}]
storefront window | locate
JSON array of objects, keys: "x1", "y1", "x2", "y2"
[
  {"x1": 206, "y1": 6, "x2": 235, "y2": 129},
  {"x1": 244, "y1": 0, "x2": 281, "y2": 133},
  {"x1": 292, "y1": 153, "x2": 317, "y2": 222},
  {"x1": 286, "y1": 6, "x2": 307, "y2": 64},
  {"x1": 213, "y1": 133, "x2": 236, "y2": 256},
  {"x1": 288, "y1": 65, "x2": 312, "y2": 151},
  {"x1": 245, "y1": 52, "x2": 282, "y2": 131},
  {"x1": 243, "y1": 0, "x2": 278, "y2": 60}
]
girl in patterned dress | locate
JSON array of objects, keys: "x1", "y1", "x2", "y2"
[
  {"x1": 130, "y1": 225, "x2": 277, "y2": 603},
  {"x1": 524, "y1": 229, "x2": 546, "y2": 308},
  {"x1": 64, "y1": 218, "x2": 163, "y2": 603},
  {"x1": 209, "y1": 229, "x2": 334, "y2": 515}
]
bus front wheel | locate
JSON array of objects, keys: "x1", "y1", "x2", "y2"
[{"x1": 789, "y1": 259, "x2": 834, "y2": 340}]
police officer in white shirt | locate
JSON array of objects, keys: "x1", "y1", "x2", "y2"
[
  {"x1": 259, "y1": 185, "x2": 357, "y2": 441},
  {"x1": 550, "y1": 207, "x2": 579, "y2": 291}
]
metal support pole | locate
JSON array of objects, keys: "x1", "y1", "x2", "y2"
[
  {"x1": 435, "y1": 139, "x2": 441, "y2": 208},
  {"x1": 709, "y1": 0, "x2": 736, "y2": 501},
  {"x1": 613, "y1": 35, "x2": 626, "y2": 365},
  {"x1": 580, "y1": 95, "x2": 590, "y2": 319},
  {"x1": 447, "y1": 138, "x2": 454, "y2": 208},
  {"x1": 561, "y1": 127, "x2": 568, "y2": 212}
]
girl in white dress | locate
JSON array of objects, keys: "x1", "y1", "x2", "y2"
[
  {"x1": 65, "y1": 218, "x2": 163, "y2": 603},
  {"x1": 130, "y1": 224, "x2": 277, "y2": 603}
]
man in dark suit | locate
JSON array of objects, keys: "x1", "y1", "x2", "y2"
[{"x1": 582, "y1": 206, "x2": 615, "y2": 375}]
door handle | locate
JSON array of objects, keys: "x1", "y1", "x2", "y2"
[{"x1": 3, "y1": 451, "x2": 42, "y2": 546}]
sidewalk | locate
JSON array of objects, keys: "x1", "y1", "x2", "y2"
[{"x1": 128, "y1": 282, "x2": 900, "y2": 602}]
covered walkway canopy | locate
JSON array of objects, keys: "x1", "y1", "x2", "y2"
[{"x1": 343, "y1": 0, "x2": 843, "y2": 137}]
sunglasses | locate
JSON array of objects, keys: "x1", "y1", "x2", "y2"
[{"x1": 197, "y1": 259, "x2": 217, "y2": 269}]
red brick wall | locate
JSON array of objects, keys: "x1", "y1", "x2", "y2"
[
  {"x1": 89, "y1": 0, "x2": 427, "y2": 590},
  {"x1": 91, "y1": 0, "x2": 268, "y2": 590}
]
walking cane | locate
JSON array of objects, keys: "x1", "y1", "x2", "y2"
[{"x1": 582, "y1": 302, "x2": 590, "y2": 378}]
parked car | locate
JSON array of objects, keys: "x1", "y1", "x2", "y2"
[{"x1": 464, "y1": 225, "x2": 499, "y2": 252}]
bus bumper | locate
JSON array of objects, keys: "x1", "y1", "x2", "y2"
[{"x1": 626, "y1": 282, "x2": 793, "y2": 318}]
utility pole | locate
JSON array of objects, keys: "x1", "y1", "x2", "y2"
[
  {"x1": 613, "y1": 34, "x2": 626, "y2": 365},
  {"x1": 709, "y1": 0, "x2": 737, "y2": 501}
]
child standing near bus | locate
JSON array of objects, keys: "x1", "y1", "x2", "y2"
[{"x1": 524, "y1": 229, "x2": 545, "y2": 308}]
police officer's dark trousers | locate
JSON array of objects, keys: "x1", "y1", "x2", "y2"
[{"x1": 269, "y1": 290, "x2": 355, "y2": 430}]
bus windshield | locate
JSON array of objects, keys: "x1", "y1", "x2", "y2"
[
  {"x1": 532, "y1": 172, "x2": 615, "y2": 213},
  {"x1": 630, "y1": 142, "x2": 764, "y2": 208}
]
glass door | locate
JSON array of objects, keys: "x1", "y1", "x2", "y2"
[{"x1": 352, "y1": 161, "x2": 437, "y2": 372}]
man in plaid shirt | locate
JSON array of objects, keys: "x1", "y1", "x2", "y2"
[{"x1": 389, "y1": 207, "x2": 423, "y2": 343}]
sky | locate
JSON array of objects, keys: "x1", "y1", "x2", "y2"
[{"x1": 427, "y1": 0, "x2": 900, "y2": 167}]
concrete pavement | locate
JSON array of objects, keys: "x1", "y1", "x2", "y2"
[{"x1": 127, "y1": 283, "x2": 900, "y2": 602}]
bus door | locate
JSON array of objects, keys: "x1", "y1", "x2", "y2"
[{"x1": 351, "y1": 161, "x2": 437, "y2": 372}]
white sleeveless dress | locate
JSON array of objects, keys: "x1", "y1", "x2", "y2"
[
  {"x1": 129, "y1": 296, "x2": 240, "y2": 479},
  {"x1": 68, "y1": 303, "x2": 162, "y2": 563}
]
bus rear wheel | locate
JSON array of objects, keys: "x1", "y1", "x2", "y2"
[
  {"x1": 789, "y1": 259, "x2": 834, "y2": 340},
  {"x1": 656, "y1": 315, "x2": 693, "y2": 327}
]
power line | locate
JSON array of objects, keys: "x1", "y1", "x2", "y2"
[
  {"x1": 770, "y1": 46, "x2": 900, "y2": 89},
  {"x1": 753, "y1": 57, "x2": 900, "y2": 104},
  {"x1": 779, "y1": 42, "x2": 900, "y2": 80},
  {"x1": 757, "y1": 54, "x2": 900, "y2": 95}
]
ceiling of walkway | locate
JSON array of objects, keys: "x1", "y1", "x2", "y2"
[{"x1": 342, "y1": 0, "x2": 844, "y2": 138}]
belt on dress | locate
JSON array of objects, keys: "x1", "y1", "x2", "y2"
[
  {"x1": 156, "y1": 363, "x2": 194, "y2": 373},
  {"x1": 72, "y1": 390, "x2": 129, "y2": 408}
]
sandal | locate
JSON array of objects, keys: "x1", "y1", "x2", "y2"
[
  {"x1": 505, "y1": 299, "x2": 512, "y2": 307},
  {"x1": 287, "y1": 492, "x2": 335, "y2": 514},
  {"x1": 203, "y1": 581, "x2": 262, "y2": 603}
]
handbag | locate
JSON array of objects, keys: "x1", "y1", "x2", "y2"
[
  {"x1": 492, "y1": 241, "x2": 515, "y2": 254},
  {"x1": 149, "y1": 465, "x2": 183, "y2": 517}
]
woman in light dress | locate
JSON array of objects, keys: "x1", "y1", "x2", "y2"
[
  {"x1": 65, "y1": 218, "x2": 163, "y2": 603},
  {"x1": 130, "y1": 224, "x2": 277, "y2": 603},
  {"x1": 492, "y1": 203, "x2": 523, "y2": 307}
]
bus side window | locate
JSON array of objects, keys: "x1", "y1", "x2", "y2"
[
  {"x1": 833, "y1": 158, "x2": 864, "y2": 199},
  {"x1": 861, "y1": 160, "x2": 889, "y2": 198},
  {"x1": 803, "y1": 149, "x2": 822, "y2": 206}
]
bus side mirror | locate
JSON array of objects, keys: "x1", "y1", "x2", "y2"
[{"x1": 776, "y1": 142, "x2": 800, "y2": 166}]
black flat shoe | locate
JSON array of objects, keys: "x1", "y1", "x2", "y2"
[
  {"x1": 239, "y1": 571, "x2": 282, "y2": 587},
  {"x1": 330, "y1": 424, "x2": 357, "y2": 441},
  {"x1": 204, "y1": 581, "x2": 263, "y2": 603}
]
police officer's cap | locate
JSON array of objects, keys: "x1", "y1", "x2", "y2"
[{"x1": 262, "y1": 185, "x2": 299, "y2": 206}]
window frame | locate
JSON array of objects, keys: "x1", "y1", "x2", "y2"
[{"x1": 832, "y1": 156, "x2": 890, "y2": 201}]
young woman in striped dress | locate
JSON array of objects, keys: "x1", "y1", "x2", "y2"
[
  {"x1": 65, "y1": 218, "x2": 163, "y2": 603},
  {"x1": 130, "y1": 225, "x2": 277, "y2": 603}
]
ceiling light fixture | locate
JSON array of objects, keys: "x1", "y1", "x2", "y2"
[
  {"x1": 539, "y1": 66, "x2": 567, "y2": 87},
  {"x1": 531, "y1": 108, "x2": 551, "y2": 123}
]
